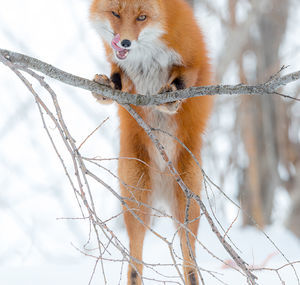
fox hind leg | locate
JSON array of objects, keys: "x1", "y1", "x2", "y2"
[
  {"x1": 175, "y1": 192, "x2": 200, "y2": 285},
  {"x1": 119, "y1": 157, "x2": 152, "y2": 285},
  {"x1": 172, "y1": 165, "x2": 202, "y2": 285}
]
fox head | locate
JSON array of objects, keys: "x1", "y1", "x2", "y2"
[{"x1": 90, "y1": 0, "x2": 167, "y2": 61}]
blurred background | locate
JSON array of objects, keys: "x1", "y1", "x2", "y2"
[{"x1": 0, "y1": 0, "x2": 299, "y2": 284}]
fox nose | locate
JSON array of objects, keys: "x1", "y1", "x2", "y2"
[{"x1": 121, "y1": 39, "x2": 131, "y2": 48}]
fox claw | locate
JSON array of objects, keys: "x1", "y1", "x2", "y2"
[
  {"x1": 157, "y1": 84, "x2": 181, "y2": 114},
  {"x1": 156, "y1": 100, "x2": 181, "y2": 114},
  {"x1": 92, "y1": 74, "x2": 114, "y2": 104},
  {"x1": 158, "y1": 84, "x2": 177, "y2": 94}
]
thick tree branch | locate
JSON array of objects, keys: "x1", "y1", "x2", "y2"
[{"x1": 1, "y1": 48, "x2": 299, "y2": 105}]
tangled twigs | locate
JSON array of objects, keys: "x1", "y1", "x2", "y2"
[
  {"x1": 0, "y1": 48, "x2": 300, "y2": 106},
  {"x1": 1, "y1": 49, "x2": 300, "y2": 284},
  {"x1": 122, "y1": 104, "x2": 258, "y2": 285}
]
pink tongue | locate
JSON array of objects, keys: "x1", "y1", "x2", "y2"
[{"x1": 111, "y1": 34, "x2": 124, "y2": 52}]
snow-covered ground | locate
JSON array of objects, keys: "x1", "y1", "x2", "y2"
[
  {"x1": 0, "y1": 221, "x2": 299, "y2": 284},
  {"x1": 0, "y1": 0, "x2": 299, "y2": 284}
]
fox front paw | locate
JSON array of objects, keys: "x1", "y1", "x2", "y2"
[
  {"x1": 156, "y1": 101, "x2": 181, "y2": 114},
  {"x1": 156, "y1": 84, "x2": 181, "y2": 114},
  {"x1": 92, "y1": 74, "x2": 114, "y2": 104}
]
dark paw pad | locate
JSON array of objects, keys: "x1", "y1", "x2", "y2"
[
  {"x1": 110, "y1": 73, "x2": 122, "y2": 90},
  {"x1": 172, "y1": 77, "x2": 185, "y2": 90},
  {"x1": 131, "y1": 270, "x2": 137, "y2": 285},
  {"x1": 188, "y1": 270, "x2": 197, "y2": 285}
]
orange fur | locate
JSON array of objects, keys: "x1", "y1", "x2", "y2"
[{"x1": 90, "y1": 0, "x2": 213, "y2": 284}]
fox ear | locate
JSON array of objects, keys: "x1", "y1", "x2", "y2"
[
  {"x1": 151, "y1": 0, "x2": 164, "y2": 18},
  {"x1": 89, "y1": 0, "x2": 101, "y2": 19}
]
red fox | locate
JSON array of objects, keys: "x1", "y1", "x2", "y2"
[{"x1": 90, "y1": 0, "x2": 213, "y2": 284}]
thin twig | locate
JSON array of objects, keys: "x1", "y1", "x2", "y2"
[
  {"x1": 78, "y1": 116, "x2": 109, "y2": 150},
  {"x1": 122, "y1": 104, "x2": 258, "y2": 284},
  {"x1": 1, "y1": 49, "x2": 299, "y2": 285}
]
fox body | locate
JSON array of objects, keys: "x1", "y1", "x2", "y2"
[{"x1": 90, "y1": 0, "x2": 213, "y2": 284}]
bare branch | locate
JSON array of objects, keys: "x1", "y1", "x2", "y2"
[
  {"x1": 1, "y1": 48, "x2": 299, "y2": 106},
  {"x1": 1, "y1": 48, "x2": 299, "y2": 284}
]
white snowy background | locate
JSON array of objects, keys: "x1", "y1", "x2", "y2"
[{"x1": 0, "y1": 0, "x2": 299, "y2": 284}]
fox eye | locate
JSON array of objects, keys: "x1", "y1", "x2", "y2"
[
  {"x1": 137, "y1": 15, "x2": 147, "y2": 21},
  {"x1": 112, "y1": 11, "x2": 120, "y2": 18}
]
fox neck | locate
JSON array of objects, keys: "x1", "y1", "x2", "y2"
[{"x1": 112, "y1": 25, "x2": 182, "y2": 95}]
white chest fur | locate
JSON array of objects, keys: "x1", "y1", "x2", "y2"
[
  {"x1": 144, "y1": 109, "x2": 177, "y2": 169},
  {"x1": 114, "y1": 25, "x2": 182, "y2": 95},
  {"x1": 146, "y1": 109, "x2": 178, "y2": 211},
  {"x1": 91, "y1": 19, "x2": 181, "y2": 208},
  {"x1": 115, "y1": 26, "x2": 181, "y2": 168},
  {"x1": 117, "y1": 43, "x2": 181, "y2": 95},
  {"x1": 115, "y1": 26, "x2": 181, "y2": 206}
]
